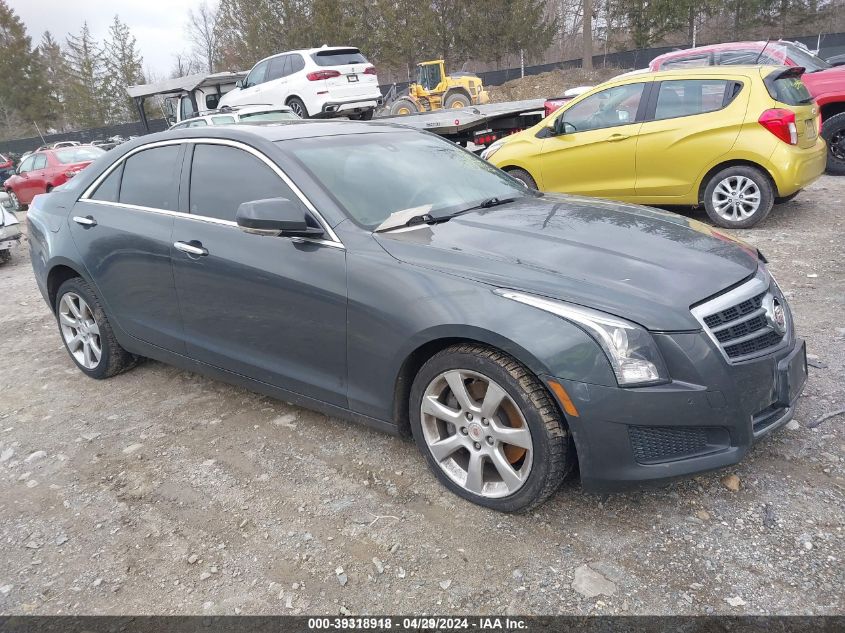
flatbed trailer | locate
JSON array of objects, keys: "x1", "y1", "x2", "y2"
[{"x1": 375, "y1": 99, "x2": 546, "y2": 148}]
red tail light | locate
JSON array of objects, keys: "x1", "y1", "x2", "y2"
[
  {"x1": 363, "y1": 66, "x2": 377, "y2": 75},
  {"x1": 306, "y1": 70, "x2": 341, "y2": 81},
  {"x1": 758, "y1": 109, "x2": 798, "y2": 145}
]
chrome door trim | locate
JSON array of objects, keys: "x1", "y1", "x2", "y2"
[
  {"x1": 78, "y1": 137, "x2": 344, "y2": 248},
  {"x1": 174, "y1": 241, "x2": 208, "y2": 256}
]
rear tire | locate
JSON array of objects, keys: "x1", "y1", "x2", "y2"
[
  {"x1": 55, "y1": 277, "x2": 137, "y2": 379},
  {"x1": 0, "y1": 250, "x2": 10, "y2": 264},
  {"x1": 409, "y1": 344, "x2": 573, "y2": 512},
  {"x1": 357, "y1": 109, "x2": 374, "y2": 121},
  {"x1": 505, "y1": 168, "x2": 538, "y2": 190},
  {"x1": 287, "y1": 97, "x2": 308, "y2": 119},
  {"x1": 702, "y1": 165, "x2": 773, "y2": 229},
  {"x1": 6, "y1": 189, "x2": 22, "y2": 211},
  {"x1": 822, "y1": 112, "x2": 845, "y2": 175}
]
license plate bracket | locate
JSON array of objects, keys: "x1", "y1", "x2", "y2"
[
  {"x1": 347, "y1": 74, "x2": 358, "y2": 83},
  {"x1": 776, "y1": 340, "x2": 807, "y2": 406}
]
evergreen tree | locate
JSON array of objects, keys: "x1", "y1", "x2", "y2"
[
  {"x1": 0, "y1": 0, "x2": 42, "y2": 138},
  {"x1": 64, "y1": 22, "x2": 108, "y2": 128},
  {"x1": 103, "y1": 15, "x2": 144, "y2": 123},
  {"x1": 37, "y1": 31, "x2": 70, "y2": 130}
]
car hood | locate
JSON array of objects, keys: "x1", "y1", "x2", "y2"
[{"x1": 374, "y1": 194, "x2": 759, "y2": 331}]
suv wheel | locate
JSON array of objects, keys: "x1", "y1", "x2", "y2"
[
  {"x1": 822, "y1": 112, "x2": 845, "y2": 175},
  {"x1": 55, "y1": 277, "x2": 137, "y2": 379},
  {"x1": 410, "y1": 344, "x2": 573, "y2": 512},
  {"x1": 703, "y1": 166, "x2": 773, "y2": 229},
  {"x1": 287, "y1": 97, "x2": 308, "y2": 118}
]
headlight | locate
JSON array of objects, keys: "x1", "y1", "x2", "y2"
[
  {"x1": 480, "y1": 139, "x2": 505, "y2": 161},
  {"x1": 494, "y1": 289, "x2": 669, "y2": 386}
]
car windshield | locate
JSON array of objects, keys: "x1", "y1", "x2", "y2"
[
  {"x1": 239, "y1": 110, "x2": 299, "y2": 123},
  {"x1": 280, "y1": 131, "x2": 533, "y2": 229},
  {"x1": 781, "y1": 43, "x2": 831, "y2": 72},
  {"x1": 54, "y1": 146, "x2": 105, "y2": 164}
]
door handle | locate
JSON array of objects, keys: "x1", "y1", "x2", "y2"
[
  {"x1": 174, "y1": 241, "x2": 208, "y2": 257},
  {"x1": 606, "y1": 134, "x2": 631, "y2": 142},
  {"x1": 73, "y1": 215, "x2": 97, "y2": 227}
]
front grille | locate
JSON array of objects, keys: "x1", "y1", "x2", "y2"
[
  {"x1": 629, "y1": 426, "x2": 709, "y2": 464},
  {"x1": 692, "y1": 273, "x2": 788, "y2": 362}
]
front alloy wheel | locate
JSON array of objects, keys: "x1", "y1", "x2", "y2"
[
  {"x1": 410, "y1": 344, "x2": 574, "y2": 512},
  {"x1": 420, "y1": 369, "x2": 533, "y2": 498}
]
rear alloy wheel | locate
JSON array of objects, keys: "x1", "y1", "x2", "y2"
[
  {"x1": 56, "y1": 278, "x2": 137, "y2": 379},
  {"x1": 822, "y1": 112, "x2": 845, "y2": 175},
  {"x1": 703, "y1": 166, "x2": 773, "y2": 229},
  {"x1": 287, "y1": 97, "x2": 308, "y2": 118},
  {"x1": 410, "y1": 344, "x2": 573, "y2": 512}
]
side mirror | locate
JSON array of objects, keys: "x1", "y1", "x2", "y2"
[
  {"x1": 235, "y1": 79, "x2": 244, "y2": 89},
  {"x1": 236, "y1": 198, "x2": 324, "y2": 238}
]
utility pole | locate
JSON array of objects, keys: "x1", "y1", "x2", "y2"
[{"x1": 583, "y1": 0, "x2": 593, "y2": 71}]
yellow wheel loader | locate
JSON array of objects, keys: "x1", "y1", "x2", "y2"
[{"x1": 387, "y1": 60, "x2": 490, "y2": 115}]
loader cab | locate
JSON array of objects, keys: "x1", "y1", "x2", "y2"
[{"x1": 417, "y1": 61, "x2": 445, "y2": 92}]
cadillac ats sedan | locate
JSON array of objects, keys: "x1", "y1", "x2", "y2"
[{"x1": 27, "y1": 122, "x2": 807, "y2": 512}]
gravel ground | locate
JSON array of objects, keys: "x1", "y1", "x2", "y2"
[{"x1": 0, "y1": 178, "x2": 843, "y2": 616}]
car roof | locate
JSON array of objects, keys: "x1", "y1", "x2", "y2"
[
  {"x1": 155, "y1": 120, "x2": 417, "y2": 145},
  {"x1": 253, "y1": 46, "x2": 363, "y2": 65}
]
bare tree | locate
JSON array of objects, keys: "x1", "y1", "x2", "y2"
[
  {"x1": 582, "y1": 0, "x2": 592, "y2": 70},
  {"x1": 186, "y1": 1, "x2": 218, "y2": 73},
  {"x1": 170, "y1": 52, "x2": 198, "y2": 78}
]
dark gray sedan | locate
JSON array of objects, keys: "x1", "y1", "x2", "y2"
[{"x1": 27, "y1": 122, "x2": 807, "y2": 511}]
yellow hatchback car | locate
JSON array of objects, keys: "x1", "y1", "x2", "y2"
[{"x1": 483, "y1": 66, "x2": 827, "y2": 228}]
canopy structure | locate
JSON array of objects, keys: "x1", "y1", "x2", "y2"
[{"x1": 127, "y1": 71, "x2": 248, "y2": 132}]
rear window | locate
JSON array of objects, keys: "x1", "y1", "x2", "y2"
[
  {"x1": 312, "y1": 48, "x2": 367, "y2": 66},
  {"x1": 55, "y1": 147, "x2": 105, "y2": 164},
  {"x1": 766, "y1": 72, "x2": 813, "y2": 105},
  {"x1": 661, "y1": 54, "x2": 711, "y2": 70},
  {"x1": 782, "y1": 43, "x2": 830, "y2": 72}
]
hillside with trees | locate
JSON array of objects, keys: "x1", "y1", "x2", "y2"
[{"x1": 1, "y1": 0, "x2": 843, "y2": 140}]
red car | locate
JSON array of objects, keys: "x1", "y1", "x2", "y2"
[
  {"x1": 650, "y1": 40, "x2": 845, "y2": 174},
  {"x1": 3, "y1": 145, "x2": 105, "y2": 209}
]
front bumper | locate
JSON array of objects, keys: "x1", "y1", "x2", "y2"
[
  {"x1": 0, "y1": 232, "x2": 21, "y2": 251},
  {"x1": 549, "y1": 335, "x2": 807, "y2": 492}
]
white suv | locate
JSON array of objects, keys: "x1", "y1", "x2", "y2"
[
  {"x1": 168, "y1": 105, "x2": 300, "y2": 129},
  {"x1": 217, "y1": 46, "x2": 383, "y2": 119}
]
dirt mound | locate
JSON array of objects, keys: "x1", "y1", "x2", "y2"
[{"x1": 488, "y1": 66, "x2": 631, "y2": 102}]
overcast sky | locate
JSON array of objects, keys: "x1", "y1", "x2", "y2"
[{"x1": 10, "y1": 0, "x2": 205, "y2": 79}]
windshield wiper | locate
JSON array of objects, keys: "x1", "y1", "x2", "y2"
[{"x1": 375, "y1": 197, "x2": 523, "y2": 232}]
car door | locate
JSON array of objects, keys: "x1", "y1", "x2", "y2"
[
  {"x1": 263, "y1": 54, "x2": 291, "y2": 103},
  {"x1": 171, "y1": 141, "x2": 348, "y2": 406},
  {"x1": 69, "y1": 143, "x2": 187, "y2": 353},
  {"x1": 228, "y1": 59, "x2": 270, "y2": 106},
  {"x1": 634, "y1": 77, "x2": 749, "y2": 198},
  {"x1": 12, "y1": 155, "x2": 35, "y2": 202},
  {"x1": 21, "y1": 153, "x2": 48, "y2": 203},
  {"x1": 537, "y1": 81, "x2": 649, "y2": 198}
]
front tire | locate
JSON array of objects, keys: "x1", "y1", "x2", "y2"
[
  {"x1": 7, "y1": 189, "x2": 22, "y2": 211},
  {"x1": 505, "y1": 168, "x2": 538, "y2": 190},
  {"x1": 388, "y1": 98, "x2": 419, "y2": 116},
  {"x1": 444, "y1": 93, "x2": 470, "y2": 109},
  {"x1": 822, "y1": 112, "x2": 845, "y2": 175},
  {"x1": 55, "y1": 277, "x2": 137, "y2": 379},
  {"x1": 702, "y1": 166, "x2": 773, "y2": 229},
  {"x1": 410, "y1": 344, "x2": 573, "y2": 512}
]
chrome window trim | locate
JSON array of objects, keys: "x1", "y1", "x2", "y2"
[
  {"x1": 690, "y1": 267, "x2": 790, "y2": 363},
  {"x1": 79, "y1": 137, "x2": 344, "y2": 248}
]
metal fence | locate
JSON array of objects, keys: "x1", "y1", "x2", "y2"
[{"x1": 2, "y1": 31, "x2": 843, "y2": 155}]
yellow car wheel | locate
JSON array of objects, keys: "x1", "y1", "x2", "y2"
[
  {"x1": 389, "y1": 98, "x2": 419, "y2": 116},
  {"x1": 445, "y1": 93, "x2": 470, "y2": 109}
]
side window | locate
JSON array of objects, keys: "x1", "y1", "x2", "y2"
[
  {"x1": 205, "y1": 93, "x2": 220, "y2": 109},
  {"x1": 180, "y1": 96, "x2": 194, "y2": 121},
  {"x1": 266, "y1": 55, "x2": 290, "y2": 81},
  {"x1": 244, "y1": 60, "x2": 269, "y2": 88},
  {"x1": 654, "y1": 79, "x2": 730, "y2": 120},
  {"x1": 210, "y1": 115, "x2": 235, "y2": 124},
  {"x1": 289, "y1": 54, "x2": 305, "y2": 74},
  {"x1": 91, "y1": 163, "x2": 123, "y2": 202},
  {"x1": 189, "y1": 144, "x2": 296, "y2": 222},
  {"x1": 719, "y1": 50, "x2": 778, "y2": 65},
  {"x1": 560, "y1": 83, "x2": 645, "y2": 133},
  {"x1": 119, "y1": 145, "x2": 181, "y2": 210},
  {"x1": 18, "y1": 156, "x2": 34, "y2": 173},
  {"x1": 187, "y1": 119, "x2": 208, "y2": 127},
  {"x1": 32, "y1": 154, "x2": 47, "y2": 170}
]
